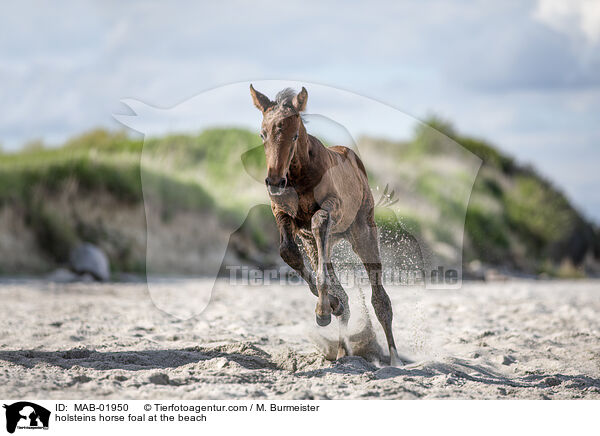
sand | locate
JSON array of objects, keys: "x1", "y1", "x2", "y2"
[{"x1": 0, "y1": 278, "x2": 598, "y2": 399}]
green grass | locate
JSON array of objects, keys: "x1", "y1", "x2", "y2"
[
  {"x1": 1, "y1": 123, "x2": 597, "y2": 275},
  {"x1": 375, "y1": 207, "x2": 422, "y2": 238},
  {"x1": 464, "y1": 204, "x2": 510, "y2": 263},
  {"x1": 0, "y1": 130, "x2": 217, "y2": 266},
  {"x1": 26, "y1": 203, "x2": 78, "y2": 263},
  {"x1": 502, "y1": 174, "x2": 578, "y2": 258},
  {"x1": 414, "y1": 115, "x2": 599, "y2": 272}
]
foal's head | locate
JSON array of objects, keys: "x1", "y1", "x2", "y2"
[{"x1": 250, "y1": 85, "x2": 307, "y2": 196}]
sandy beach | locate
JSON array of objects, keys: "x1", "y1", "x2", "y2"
[{"x1": 0, "y1": 278, "x2": 598, "y2": 399}]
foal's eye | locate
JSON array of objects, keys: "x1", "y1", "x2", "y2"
[
  {"x1": 260, "y1": 131, "x2": 266, "y2": 141},
  {"x1": 292, "y1": 133, "x2": 299, "y2": 141}
]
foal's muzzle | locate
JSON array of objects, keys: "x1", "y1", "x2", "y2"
[{"x1": 265, "y1": 176, "x2": 287, "y2": 196}]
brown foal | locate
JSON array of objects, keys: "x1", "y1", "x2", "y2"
[{"x1": 250, "y1": 85, "x2": 401, "y2": 365}]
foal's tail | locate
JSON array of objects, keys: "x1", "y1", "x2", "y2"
[{"x1": 374, "y1": 184, "x2": 399, "y2": 208}]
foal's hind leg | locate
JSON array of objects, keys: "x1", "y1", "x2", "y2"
[
  {"x1": 349, "y1": 224, "x2": 401, "y2": 366},
  {"x1": 327, "y1": 262, "x2": 351, "y2": 359}
]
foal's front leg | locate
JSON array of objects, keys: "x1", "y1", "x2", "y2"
[
  {"x1": 312, "y1": 209, "x2": 332, "y2": 326},
  {"x1": 311, "y1": 198, "x2": 339, "y2": 327},
  {"x1": 275, "y1": 212, "x2": 318, "y2": 296},
  {"x1": 299, "y1": 234, "x2": 344, "y2": 318}
]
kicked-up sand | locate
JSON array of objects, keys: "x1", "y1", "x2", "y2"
[{"x1": 0, "y1": 278, "x2": 598, "y2": 399}]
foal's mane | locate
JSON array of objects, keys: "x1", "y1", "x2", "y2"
[
  {"x1": 274, "y1": 88, "x2": 296, "y2": 109},
  {"x1": 272, "y1": 88, "x2": 308, "y2": 123}
]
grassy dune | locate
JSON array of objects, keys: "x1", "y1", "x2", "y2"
[{"x1": 0, "y1": 123, "x2": 597, "y2": 277}]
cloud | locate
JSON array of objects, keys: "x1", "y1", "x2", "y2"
[
  {"x1": 534, "y1": 0, "x2": 600, "y2": 45},
  {"x1": 440, "y1": 1, "x2": 600, "y2": 91},
  {"x1": 0, "y1": 0, "x2": 598, "y2": 220}
]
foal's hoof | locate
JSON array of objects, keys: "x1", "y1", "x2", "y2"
[{"x1": 315, "y1": 312, "x2": 332, "y2": 327}]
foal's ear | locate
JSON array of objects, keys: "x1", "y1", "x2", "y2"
[
  {"x1": 292, "y1": 87, "x2": 308, "y2": 112},
  {"x1": 250, "y1": 84, "x2": 273, "y2": 112}
]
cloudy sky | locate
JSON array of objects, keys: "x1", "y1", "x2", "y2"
[{"x1": 1, "y1": 0, "x2": 599, "y2": 221}]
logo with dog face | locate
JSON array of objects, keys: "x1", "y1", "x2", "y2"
[{"x1": 3, "y1": 402, "x2": 50, "y2": 433}]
